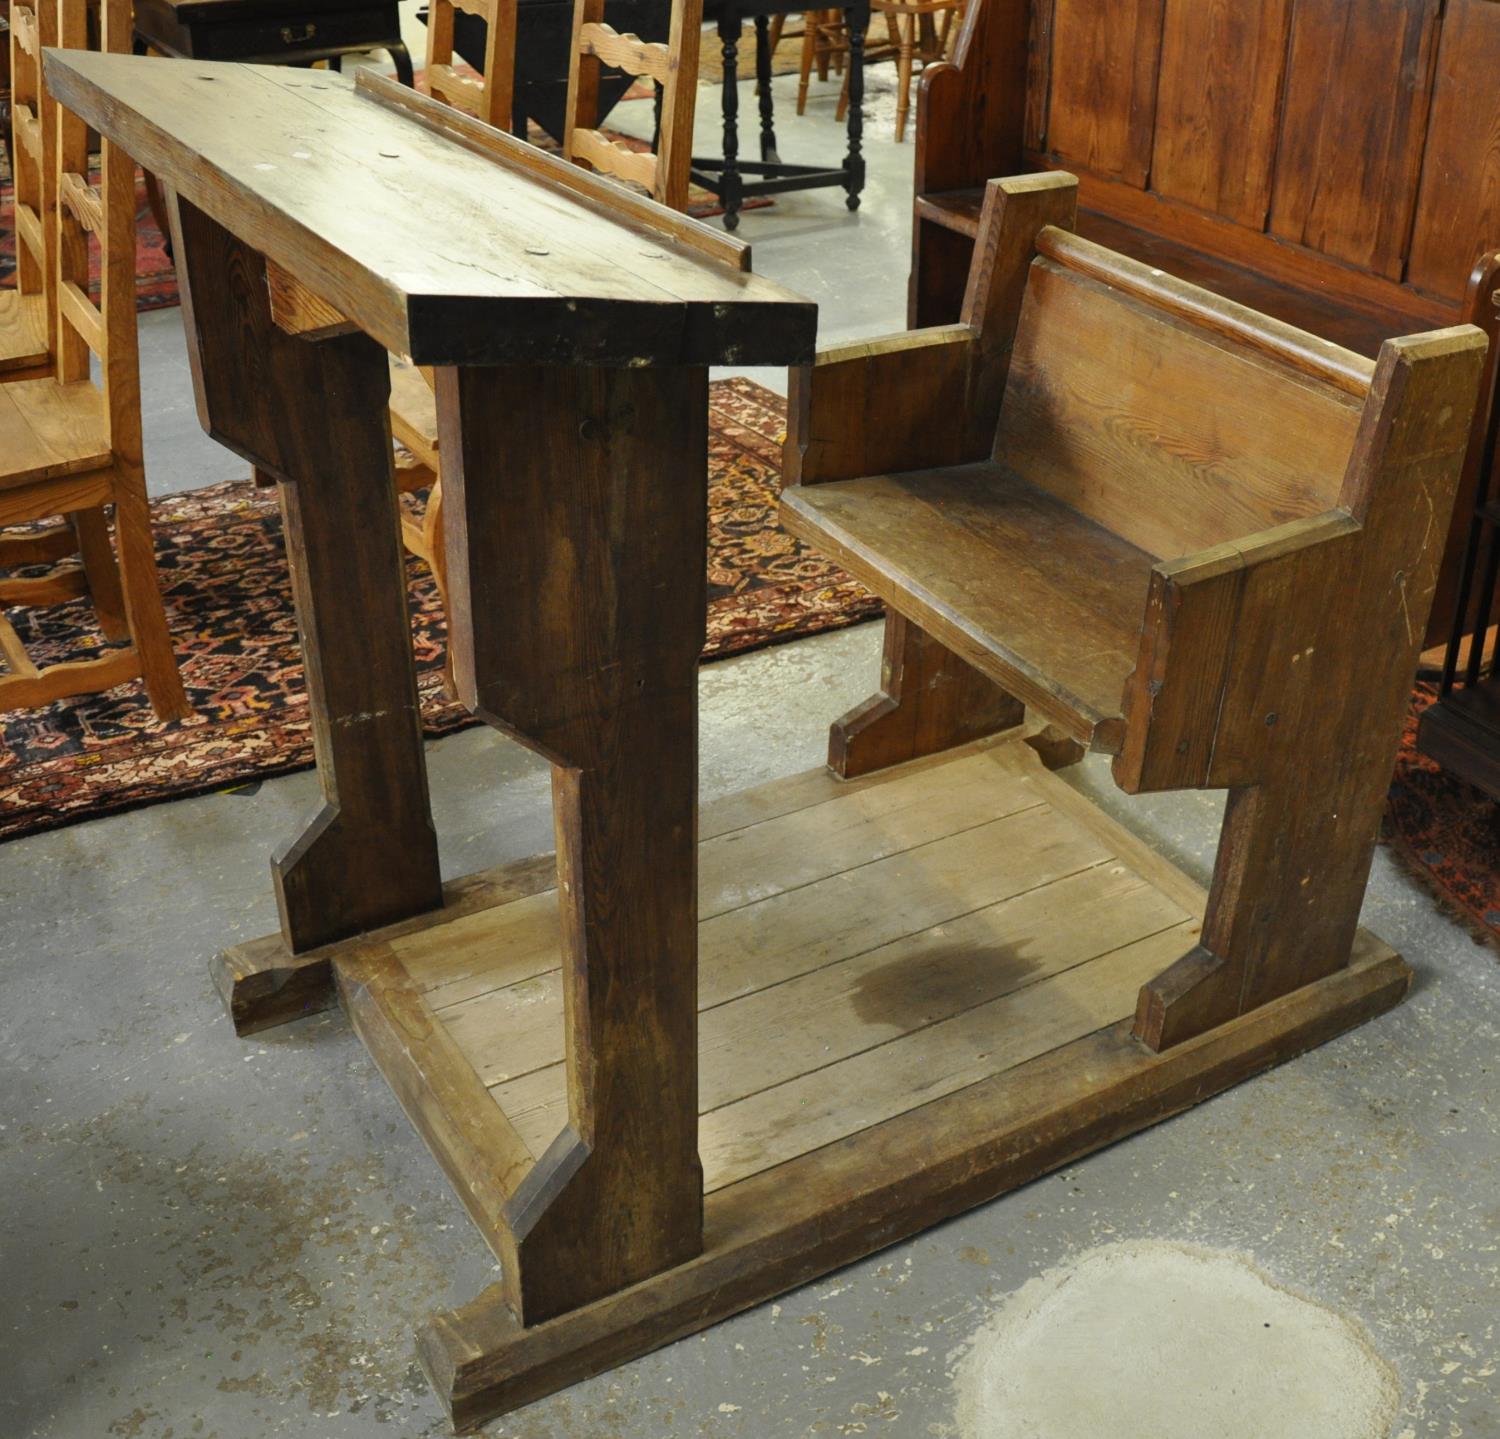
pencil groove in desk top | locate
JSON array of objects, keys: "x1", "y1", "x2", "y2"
[{"x1": 41, "y1": 51, "x2": 818, "y2": 366}]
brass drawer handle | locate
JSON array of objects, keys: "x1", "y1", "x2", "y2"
[{"x1": 280, "y1": 22, "x2": 317, "y2": 42}]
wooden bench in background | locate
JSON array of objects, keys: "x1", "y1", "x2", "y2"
[
  {"x1": 908, "y1": 0, "x2": 1500, "y2": 646},
  {"x1": 783, "y1": 172, "x2": 1486, "y2": 1051}
]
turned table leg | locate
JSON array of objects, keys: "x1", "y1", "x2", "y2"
[
  {"x1": 170, "y1": 195, "x2": 442, "y2": 955},
  {"x1": 438, "y1": 361, "x2": 706, "y2": 1325}
]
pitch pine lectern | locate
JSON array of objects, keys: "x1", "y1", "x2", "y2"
[{"x1": 44, "y1": 50, "x2": 1468, "y2": 1435}]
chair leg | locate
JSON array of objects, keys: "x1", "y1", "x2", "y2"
[
  {"x1": 797, "y1": 14, "x2": 818, "y2": 113},
  {"x1": 894, "y1": 12, "x2": 914, "y2": 142},
  {"x1": 111, "y1": 472, "x2": 190, "y2": 722},
  {"x1": 70, "y1": 507, "x2": 129, "y2": 642},
  {"x1": 422, "y1": 478, "x2": 457, "y2": 699}
]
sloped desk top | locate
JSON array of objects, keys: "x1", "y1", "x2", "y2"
[{"x1": 42, "y1": 51, "x2": 818, "y2": 367}]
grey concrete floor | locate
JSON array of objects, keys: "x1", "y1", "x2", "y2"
[{"x1": 4, "y1": 58, "x2": 1500, "y2": 1439}]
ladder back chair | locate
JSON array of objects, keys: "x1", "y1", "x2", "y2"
[
  {"x1": 0, "y1": 0, "x2": 189, "y2": 719},
  {"x1": 2, "y1": 0, "x2": 52, "y2": 376},
  {"x1": 423, "y1": 0, "x2": 518, "y2": 129},
  {"x1": 563, "y1": 0, "x2": 701, "y2": 210},
  {"x1": 385, "y1": 0, "x2": 702, "y2": 688}
]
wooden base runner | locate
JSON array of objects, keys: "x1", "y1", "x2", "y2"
[{"x1": 216, "y1": 733, "x2": 1411, "y2": 1431}]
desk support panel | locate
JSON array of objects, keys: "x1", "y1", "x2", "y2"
[
  {"x1": 440, "y1": 362, "x2": 709, "y2": 1324},
  {"x1": 171, "y1": 195, "x2": 443, "y2": 957}
]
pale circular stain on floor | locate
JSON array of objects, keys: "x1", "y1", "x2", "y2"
[{"x1": 955, "y1": 1240, "x2": 1398, "y2": 1439}]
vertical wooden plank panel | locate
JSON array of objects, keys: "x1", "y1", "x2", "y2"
[
  {"x1": 1022, "y1": 0, "x2": 1054, "y2": 153},
  {"x1": 1269, "y1": 0, "x2": 1441, "y2": 280},
  {"x1": 1044, "y1": 0, "x2": 1165, "y2": 187},
  {"x1": 1406, "y1": 0, "x2": 1500, "y2": 301},
  {"x1": 1149, "y1": 0, "x2": 1293, "y2": 229}
]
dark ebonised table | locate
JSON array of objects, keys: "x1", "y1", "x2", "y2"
[
  {"x1": 693, "y1": 0, "x2": 867, "y2": 230},
  {"x1": 134, "y1": 0, "x2": 412, "y2": 84}
]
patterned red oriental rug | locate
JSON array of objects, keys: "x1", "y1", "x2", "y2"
[
  {"x1": 1385, "y1": 681, "x2": 1500, "y2": 948},
  {"x1": 0, "y1": 378, "x2": 881, "y2": 844}
]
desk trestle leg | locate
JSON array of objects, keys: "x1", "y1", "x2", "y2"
[
  {"x1": 438, "y1": 361, "x2": 708, "y2": 1324},
  {"x1": 171, "y1": 197, "x2": 443, "y2": 995}
]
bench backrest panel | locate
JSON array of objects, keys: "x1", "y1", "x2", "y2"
[{"x1": 992, "y1": 257, "x2": 1364, "y2": 560}]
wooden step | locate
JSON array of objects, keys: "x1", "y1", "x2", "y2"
[{"x1": 780, "y1": 462, "x2": 1154, "y2": 752}]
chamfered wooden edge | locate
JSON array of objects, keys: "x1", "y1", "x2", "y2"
[
  {"x1": 417, "y1": 935, "x2": 1410, "y2": 1432},
  {"x1": 210, "y1": 853, "x2": 559, "y2": 1036}
]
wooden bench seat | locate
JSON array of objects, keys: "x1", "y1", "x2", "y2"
[
  {"x1": 783, "y1": 172, "x2": 1486, "y2": 1058},
  {"x1": 0, "y1": 289, "x2": 50, "y2": 377},
  {"x1": 907, "y1": 0, "x2": 1500, "y2": 647},
  {"x1": 0, "y1": 378, "x2": 112, "y2": 491},
  {"x1": 782, "y1": 462, "x2": 1151, "y2": 751}
]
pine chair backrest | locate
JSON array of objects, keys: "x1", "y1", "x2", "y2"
[
  {"x1": 8, "y1": 0, "x2": 57, "y2": 354},
  {"x1": 52, "y1": 0, "x2": 139, "y2": 455},
  {"x1": 563, "y1": 0, "x2": 701, "y2": 211},
  {"x1": 424, "y1": 0, "x2": 517, "y2": 131}
]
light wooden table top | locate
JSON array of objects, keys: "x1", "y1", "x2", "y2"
[{"x1": 43, "y1": 51, "x2": 818, "y2": 367}]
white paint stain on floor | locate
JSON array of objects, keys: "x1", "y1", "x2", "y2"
[{"x1": 954, "y1": 1240, "x2": 1398, "y2": 1439}]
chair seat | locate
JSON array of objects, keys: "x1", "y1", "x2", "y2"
[
  {"x1": 0, "y1": 289, "x2": 50, "y2": 376},
  {"x1": 780, "y1": 461, "x2": 1155, "y2": 752},
  {"x1": 0, "y1": 378, "x2": 112, "y2": 490},
  {"x1": 389, "y1": 356, "x2": 439, "y2": 468}
]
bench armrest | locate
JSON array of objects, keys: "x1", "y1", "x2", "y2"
[
  {"x1": 914, "y1": 0, "x2": 1030, "y2": 197},
  {"x1": 783, "y1": 325, "x2": 985, "y2": 487},
  {"x1": 1114, "y1": 513, "x2": 1361, "y2": 794}
]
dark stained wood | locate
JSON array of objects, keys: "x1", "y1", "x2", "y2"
[
  {"x1": 1268, "y1": 0, "x2": 1441, "y2": 280},
  {"x1": 782, "y1": 461, "x2": 1151, "y2": 751},
  {"x1": 439, "y1": 361, "x2": 707, "y2": 1325},
  {"x1": 420, "y1": 933, "x2": 1409, "y2": 1431},
  {"x1": 1042, "y1": 0, "x2": 1162, "y2": 187},
  {"x1": 907, "y1": 0, "x2": 1500, "y2": 647},
  {"x1": 170, "y1": 194, "x2": 443, "y2": 953},
  {"x1": 1149, "y1": 0, "x2": 1291, "y2": 229},
  {"x1": 827, "y1": 611, "x2": 1024, "y2": 778},
  {"x1": 1129, "y1": 329, "x2": 1485, "y2": 1046},
  {"x1": 1406, "y1": 0, "x2": 1500, "y2": 302},
  {"x1": 42, "y1": 52, "x2": 815, "y2": 368},
  {"x1": 786, "y1": 174, "x2": 1484, "y2": 1054}
]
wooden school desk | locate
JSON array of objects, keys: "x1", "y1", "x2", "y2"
[{"x1": 45, "y1": 47, "x2": 1421, "y2": 1432}]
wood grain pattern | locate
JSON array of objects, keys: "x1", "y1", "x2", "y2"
[
  {"x1": 406, "y1": 736, "x2": 1411, "y2": 1432},
  {"x1": 0, "y1": 0, "x2": 188, "y2": 722},
  {"x1": 994, "y1": 257, "x2": 1363, "y2": 559},
  {"x1": 441, "y1": 361, "x2": 707, "y2": 1326},
  {"x1": 1269, "y1": 0, "x2": 1441, "y2": 280},
  {"x1": 43, "y1": 53, "x2": 814, "y2": 367},
  {"x1": 787, "y1": 172, "x2": 1482, "y2": 1053},
  {"x1": 1134, "y1": 327, "x2": 1485, "y2": 1045},
  {"x1": 1043, "y1": 0, "x2": 1163, "y2": 186},
  {"x1": 1406, "y1": 0, "x2": 1500, "y2": 302},
  {"x1": 171, "y1": 195, "x2": 442, "y2": 952},
  {"x1": 564, "y1": 0, "x2": 700, "y2": 210},
  {"x1": 336, "y1": 943, "x2": 534, "y2": 1269},
  {"x1": 782, "y1": 462, "x2": 1151, "y2": 750},
  {"x1": 1149, "y1": 0, "x2": 1290, "y2": 229}
]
